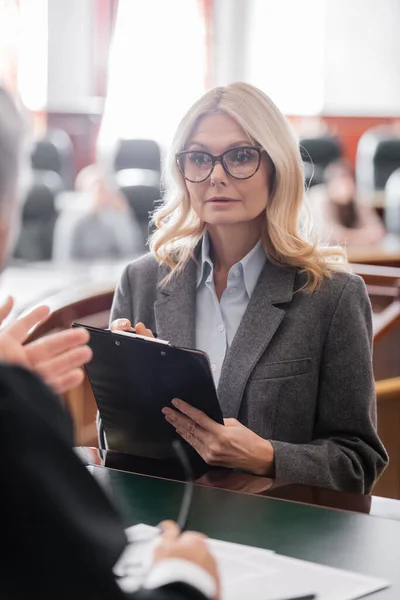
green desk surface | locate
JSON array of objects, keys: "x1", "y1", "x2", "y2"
[{"x1": 91, "y1": 466, "x2": 400, "y2": 600}]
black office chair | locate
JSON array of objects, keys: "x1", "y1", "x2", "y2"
[
  {"x1": 110, "y1": 140, "x2": 163, "y2": 246},
  {"x1": 373, "y1": 139, "x2": 400, "y2": 190},
  {"x1": 300, "y1": 136, "x2": 342, "y2": 189},
  {"x1": 31, "y1": 129, "x2": 74, "y2": 189},
  {"x1": 31, "y1": 169, "x2": 64, "y2": 196},
  {"x1": 112, "y1": 138, "x2": 161, "y2": 174},
  {"x1": 13, "y1": 181, "x2": 58, "y2": 261},
  {"x1": 118, "y1": 179, "x2": 160, "y2": 247},
  {"x1": 302, "y1": 161, "x2": 324, "y2": 190},
  {"x1": 356, "y1": 128, "x2": 400, "y2": 193},
  {"x1": 300, "y1": 136, "x2": 342, "y2": 168},
  {"x1": 385, "y1": 168, "x2": 400, "y2": 235}
]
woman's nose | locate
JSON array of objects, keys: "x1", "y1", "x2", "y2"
[{"x1": 210, "y1": 160, "x2": 228, "y2": 185}]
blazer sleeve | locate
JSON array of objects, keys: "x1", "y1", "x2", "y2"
[
  {"x1": 0, "y1": 365, "x2": 127, "y2": 599},
  {"x1": 270, "y1": 275, "x2": 388, "y2": 493},
  {"x1": 110, "y1": 263, "x2": 135, "y2": 325},
  {"x1": 0, "y1": 365, "x2": 209, "y2": 600},
  {"x1": 132, "y1": 585, "x2": 209, "y2": 600}
]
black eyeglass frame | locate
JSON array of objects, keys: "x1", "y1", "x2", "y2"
[{"x1": 176, "y1": 145, "x2": 266, "y2": 183}]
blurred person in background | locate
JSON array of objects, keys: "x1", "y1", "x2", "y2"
[
  {"x1": 53, "y1": 164, "x2": 143, "y2": 262},
  {"x1": 307, "y1": 160, "x2": 386, "y2": 246},
  {"x1": 0, "y1": 86, "x2": 220, "y2": 600}
]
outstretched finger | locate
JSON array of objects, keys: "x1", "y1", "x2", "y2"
[
  {"x1": 0, "y1": 296, "x2": 14, "y2": 326},
  {"x1": 47, "y1": 368, "x2": 86, "y2": 396},
  {"x1": 5, "y1": 305, "x2": 50, "y2": 343},
  {"x1": 35, "y1": 346, "x2": 93, "y2": 383},
  {"x1": 25, "y1": 327, "x2": 90, "y2": 366}
]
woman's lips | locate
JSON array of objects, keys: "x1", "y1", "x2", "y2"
[{"x1": 207, "y1": 197, "x2": 239, "y2": 203}]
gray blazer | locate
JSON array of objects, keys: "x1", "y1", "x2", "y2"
[{"x1": 110, "y1": 252, "x2": 388, "y2": 493}]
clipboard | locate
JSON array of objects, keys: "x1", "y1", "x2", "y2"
[{"x1": 72, "y1": 323, "x2": 223, "y2": 460}]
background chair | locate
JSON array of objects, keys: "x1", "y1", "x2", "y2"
[
  {"x1": 300, "y1": 135, "x2": 342, "y2": 188},
  {"x1": 117, "y1": 177, "x2": 160, "y2": 246},
  {"x1": 110, "y1": 139, "x2": 162, "y2": 246},
  {"x1": 13, "y1": 179, "x2": 58, "y2": 261},
  {"x1": 385, "y1": 168, "x2": 400, "y2": 235},
  {"x1": 356, "y1": 128, "x2": 400, "y2": 193},
  {"x1": 31, "y1": 129, "x2": 74, "y2": 190},
  {"x1": 302, "y1": 161, "x2": 324, "y2": 189},
  {"x1": 112, "y1": 138, "x2": 161, "y2": 174}
]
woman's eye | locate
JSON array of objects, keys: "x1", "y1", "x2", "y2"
[
  {"x1": 189, "y1": 152, "x2": 211, "y2": 167},
  {"x1": 231, "y1": 149, "x2": 253, "y2": 163}
]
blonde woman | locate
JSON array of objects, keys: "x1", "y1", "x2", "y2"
[{"x1": 111, "y1": 83, "x2": 387, "y2": 493}]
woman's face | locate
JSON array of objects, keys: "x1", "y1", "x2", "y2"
[{"x1": 183, "y1": 112, "x2": 271, "y2": 228}]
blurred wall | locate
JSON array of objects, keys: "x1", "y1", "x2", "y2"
[
  {"x1": 213, "y1": 0, "x2": 248, "y2": 85},
  {"x1": 47, "y1": 0, "x2": 98, "y2": 112},
  {"x1": 323, "y1": 0, "x2": 400, "y2": 116},
  {"x1": 212, "y1": 0, "x2": 400, "y2": 117},
  {"x1": 36, "y1": 0, "x2": 399, "y2": 174}
]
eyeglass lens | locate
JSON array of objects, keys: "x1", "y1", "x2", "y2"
[{"x1": 179, "y1": 147, "x2": 261, "y2": 182}]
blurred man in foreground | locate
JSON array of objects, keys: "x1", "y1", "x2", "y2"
[{"x1": 0, "y1": 87, "x2": 219, "y2": 600}]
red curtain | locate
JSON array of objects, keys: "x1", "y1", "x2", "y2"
[{"x1": 198, "y1": 0, "x2": 213, "y2": 89}]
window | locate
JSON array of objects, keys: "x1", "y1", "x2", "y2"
[
  {"x1": 246, "y1": 0, "x2": 326, "y2": 115},
  {"x1": 100, "y1": 0, "x2": 207, "y2": 148}
]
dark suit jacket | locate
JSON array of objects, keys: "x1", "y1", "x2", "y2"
[
  {"x1": 0, "y1": 364, "x2": 206, "y2": 600},
  {"x1": 110, "y1": 252, "x2": 388, "y2": 493}
]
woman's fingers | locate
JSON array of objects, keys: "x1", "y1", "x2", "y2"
[
  {"x1": 5, "y1": 305, "x2": 50, "y2": 343},
  {"x1": 0, "y1": 296, "x2": 14, "y2": 326},
  {"x1": 110, "y1": 319, "x2": 154, "y2": 338},
  {"x1": 25, "y1": 328, "x2": 90, "y2": 366},
  {"x1": 110, "y1": 318, "x2": 134, "y2": 332},
  {"x1": 135, "y1": 322, "x2": 154, "y2": 338}
]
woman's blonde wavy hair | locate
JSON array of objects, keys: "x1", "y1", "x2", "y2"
[{"x1": 149, "y1": 82, "x2": 348, "y2": 292}]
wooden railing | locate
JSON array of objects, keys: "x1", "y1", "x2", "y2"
[
  {"x1": 351, "y1": 264, "x2": 400, "y2": 382},
  {"x1": 26, "y1": 283, "x2": 116, "y2": 446},
  {"x1": 372, "y1": 378, "x2": 400, "y2": 500},
  {"x1": 24, "y1": 264, "x2": 400, "y2": 498}
]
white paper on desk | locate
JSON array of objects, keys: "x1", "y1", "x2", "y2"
[{"x1": 114, "y1": 524, "x2": 390, "y2": 600}]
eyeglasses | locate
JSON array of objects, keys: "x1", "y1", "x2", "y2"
[{"x1": 176, "y1": 146, "x2": 265, "y2": 183}]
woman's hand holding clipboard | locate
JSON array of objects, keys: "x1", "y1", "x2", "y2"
[{"x1": 111, "y1": 319, "x2": 155, "y2": 339}]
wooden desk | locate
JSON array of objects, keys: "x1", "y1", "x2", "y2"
[
  {"x1": 347, "y1": 235, "x2": 400, "y2": 267},
  {"x1": 79, "y1": 447, "x2": 400, "y2": 520},
  {"x1": 86, "y1": 461, "x2": 400, "y2": 600},
  {"x1": 0, "y1": 258, "x2": 131, "y2": 322}
]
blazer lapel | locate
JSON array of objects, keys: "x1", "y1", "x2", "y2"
[
  {"x1": 217, "y1": 261, "x2": 297, "y2": 418},
  {"x1": 154, "y1": 259, "x2": 197, "y2": 348}
]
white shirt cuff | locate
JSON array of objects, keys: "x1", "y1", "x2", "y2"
[{"x1": 143, "y1": 558, "x2": 216, "y2": 599}]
